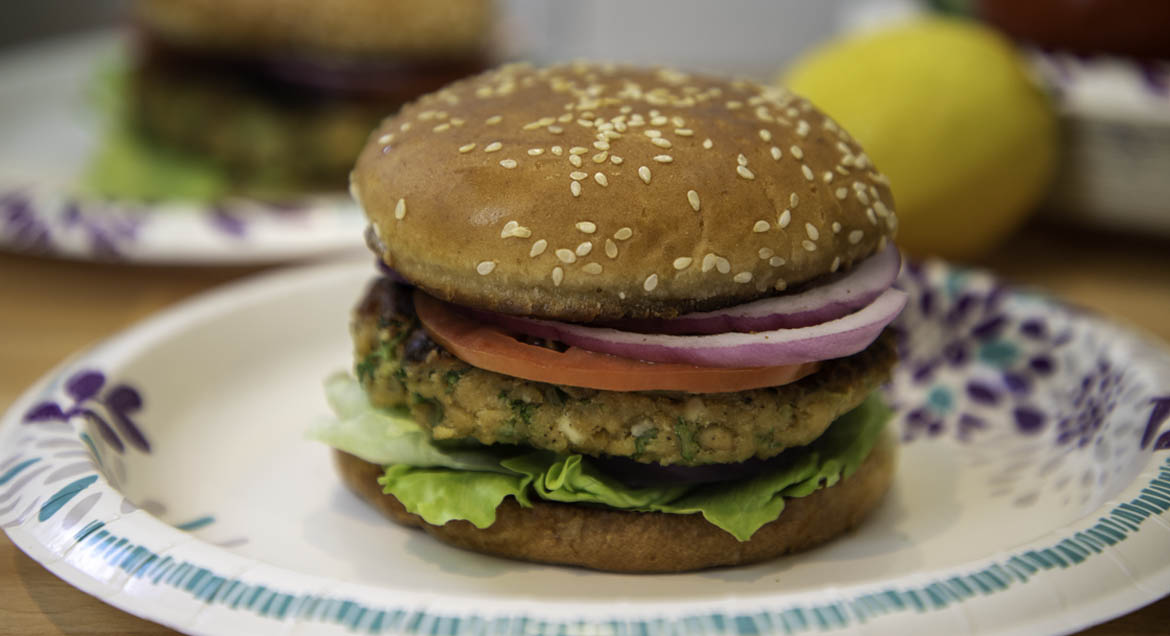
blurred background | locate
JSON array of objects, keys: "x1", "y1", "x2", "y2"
[
  {"x1": 1, "y1": 1, "x2": 1168, "y2": 633},
  {"x1": 2, "y1": 0, "x2": 1167, "y2": 263}
]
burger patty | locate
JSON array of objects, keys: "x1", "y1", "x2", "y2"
[
  {"x1": 130, "y1": 61, "x2": 397, "y2": 192},
  {"x1": 353, "y1": 278, "x2": 897, "y2": 466}
]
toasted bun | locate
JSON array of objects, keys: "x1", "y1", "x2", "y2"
[
  {"x1": 133, "y1": 0, "x2": 492, "y2": 58},
  {"x1": 353, "y1": 63, "x2": 897, "y2": 321},
  {"x1": 334, "y1": 432, "x2": 895, "y2": 573}
]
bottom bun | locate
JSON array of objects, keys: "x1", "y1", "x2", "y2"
[{"x1": 335, "y1": 434, "x2": 895, "y2": 573}]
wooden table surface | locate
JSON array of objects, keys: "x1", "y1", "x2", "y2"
[{"x1": 1, "y1": 222, "x2": 1169, "y2": 634}]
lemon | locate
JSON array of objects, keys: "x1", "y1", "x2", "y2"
[{"x1": 783, "y1": 18, "x2": 1058, "y2": 261}]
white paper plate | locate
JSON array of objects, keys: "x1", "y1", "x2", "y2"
[
  {"x1": 3, "y1": 259, "x2": 1169, "y2": 636},
  {"x1": 0, "y1": 31, "x2": 366, "y2": 264}
]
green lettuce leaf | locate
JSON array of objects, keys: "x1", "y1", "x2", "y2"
[
  {"x1": 377, "y1": 465, "x2": 531, "y2": 529},
  {"x1": 308, "y1": 372, "x2": 513, "y2": 473},
  {"x1": 315, "y1": 374, "x2": 891, "y2": 541}
]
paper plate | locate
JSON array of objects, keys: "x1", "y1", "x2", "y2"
[
  {"x1": 0, "y1": 31, "x2": 366, "y2": 264},
  {"x1": 2, "y1": 259, "x2": 1169, "y2": 635}
]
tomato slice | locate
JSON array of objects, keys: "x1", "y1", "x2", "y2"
[{"x1": 413, "y1": 290, "x2": 820, "y2": 393}]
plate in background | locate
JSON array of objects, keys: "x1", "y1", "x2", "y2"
[
  {"x1": 1, "y1": 259, "x2": 1169, "y2": 635},
  {"x1": 0, "y1": 31, "x2": 366, "y2": 264}
]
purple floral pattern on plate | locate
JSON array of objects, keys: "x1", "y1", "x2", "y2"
[
  {"x1": 0, "y1": 184, "x2": 327, "y2": 261},
  {"x1": 889, "y1": 258, "x2": 1170, "y2": 510},
  {"x1": 3, "y1": 368, "x2": 244, "y2": 545}
]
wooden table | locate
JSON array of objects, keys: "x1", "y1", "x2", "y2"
[{"x1": 1, "y1": 222, "x2": 1168, "y2": 634}]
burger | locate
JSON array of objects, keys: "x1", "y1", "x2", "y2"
[
  {"x1": 124, "y1": 0, "x2": 494, "y2": 195},
  {"x1": 313, "y1": 63, "x2": 905, "y2": 573}
]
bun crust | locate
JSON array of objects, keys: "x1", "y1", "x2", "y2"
[
  {"x1": 354, "y1": 63, "x2": 897, "y2": 321},
  {"x1": 334, "y1": 432, "x2": 895, "y2": 573},
  {"x1": 133, "y1": 0, "x2": 492, "y2": 58}
]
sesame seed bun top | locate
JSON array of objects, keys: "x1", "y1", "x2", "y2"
[
  {"x1": 353, "y1": 63, "x2": 898, "y2": 321},
  {"x1": 133, "y1": 0, "x2": 492, "y2": 59}
]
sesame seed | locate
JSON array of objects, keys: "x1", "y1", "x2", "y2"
[
  {"x1": 571, "y1": 171, "x2": 588, "y2": 180},
  {"x1": 459, "y1": 143, "x2": 477, "y2": 153},
  {"x1": 758, "y1": 129, "x2": 773, "y2": 142},
  {"x1": 802, "y1": 240, "x2": 817, "y2": 252},
  {"x1": 651, "y1": 137, "x2": 672, "y2": 149},
  {"x1": 726, "y1": 100, "x2": 743, "y2": 110},
  {"x1": 830, "y1": 257, "x2": 841, "y2": 272},
  {"x1": 576, "y1": 242, "x2": 593, "y2": 256},
  {"x1": 638, "y1": 166, "x2": 652, "y2": 184},
  {"x1": 651, "y1": 116, "x2": 668, "y2": 126},
  {"x1": 653, "y1": 154, "x2": 674, "y2": 163},
  {"x1": 377, "y1": 133, "x2": 393, "y2": 144},
  {"x1": 605, "y1": 238, "x2": 618, "y2": 259},
  {"x1": 774, "y1": 278, "x2": 787, "y2": 291},
  {"x1": 801, "y1": 164, "x2": 814, "y2": 181},
  {"x1": 790, "y1": 193, "x2": 800, "y2": 208},
  {"x1": 790, "y1": 145, "x2": 804, "y2": 160},
  {"x1": 594, "y1": 140, "x2": 610, "y2": 150},
  {"x1": 769, "y1": 256, "x2": 786, "y2": 267},
  {"x1": 701, "y1": 253, "x2": 718, "y2": 272},
  {"x1": 758, "y1": 247, "x2": 774, "y2": 259},
  {"x1": 569, "y1": 155, "x2": 583, "y2": 168},
  {"x1": 594, "y1": 173, "x2": 608, "y2": 187},
  {"x1": 644, "y1": 130, "x2": 662, "y2": 138},
  {"x1": 500, "y1": 159, "x2": 518, "y2": 169},
  {"x1": 832, "y1": 221, "x2": 842, "y2": 234},
  {"x1": 570, "y1": 146, "x2": 587, "y2": 155},
  {"x1": 476, "y1": 261, "x2": 496, "y2": 275},
  {"x1": 867, "y1": 208, "x2": 878, "y2": 225},
  {"x1": 556, "y1": 248, "x2": 577, "y2": 264},
  {"x1": 734, "y1": 272, "x2": 753, "y2": 284},
  {"x1": 530, "y1": 239, "x2": 548, "y2": 257},
  {"x1": 570, "y1": 181, "x2": 582, "y2": 197},
  {"x1": 702, "y1": 138, "x2": 713, "y2": 149},
  {"x1": 786, "y1": 107, "x2": 799, "y2": 118},
  {"x1": 835, "y1": 187, "x2": 848, "y2": 200},
  {"x1": 552, "y1": 267, "x2": 564, "y2": 286},
  {"x1": 394, "y1": 198, "x2": 406, "y2": 220},
  {"x1": 753, "y1": 220, "x2": 770, "y2": 233},
  {"x1": 551, "y1": 146, "x2": 564, "y2": 156},
  {"x1": 675, "y1": 128, "x2": 693, "y2": 136},
  {"x1": 644, "y1": 274, "x2": 659, "y2": 291},
  {"x1": 737, "y1": 154, "x2": 749, "y2": 166},
  {"x1": 615, "y1": 227, "x2": 633, "y2": 240},
  {"x1": 528, "y1": 148, "x2": 544, "y2": 156},
  {"x1": 400, "y1": 122, "x2": 412, "y2": 131},
  {"x1": 822, "y1": 171, "x2": 834, "y2": 183},
  {"x1": 582, "y1": 262, "x2": 603, "y2": 275},
  {"x1": 737, "y1": 165, "x2": 755, "y2": 180},
  {"x1": 778, "y1": 209, "x2": 791, "y2": 228},
  {"x1": 805, "y1": 223, "x2": 820, "y2": 241},
  {"x1": 433, "y1": 123, "x2": 451, "y2": 132},
  {"x1": 715, "y1": 257, "x2": 731, "y2": 274},
  {"x1": 484, "y1": 142, "x2": 502, "y2": 153},
  {"x1": 486, "y1": 115, "x2": 502, "y2": 125},
  {"x1": 857, "y1": 190, "x2": 870, "y2": 205},
  {"x1": 770, "y1": 146, "x2": 782, "y2": 160},
  {"x1": 673, "y1": 257, "x2": 693, "y2": 270},
  {"x1": 576, "y1": 221, "x2": 597, "y2": 234},
  {"x1": 796, "y1": 120, "x2": 810, "y2": 137},
  {"x1": 874, "y1": 200, "x2": 891, "y2": 218},
  {"x1": 687, "y1": 190, "x2": 701, "y2": 212},
  {"x1": 548, "y1": 125, "x2": 564, "y2": 134},
  {"x1": 592, "y1": 152, "x2": 608, "y2": 163},
  {"x1": 610, "y1": 155, "x2": 624, "y2": 165}
]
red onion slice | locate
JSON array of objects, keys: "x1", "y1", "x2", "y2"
[
  {"x1": 472, "y1": 288, "x2": 908, "y2": 368},
  {"x1": 606, "y1": 244, "x2": 901, "y2": 334}
]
